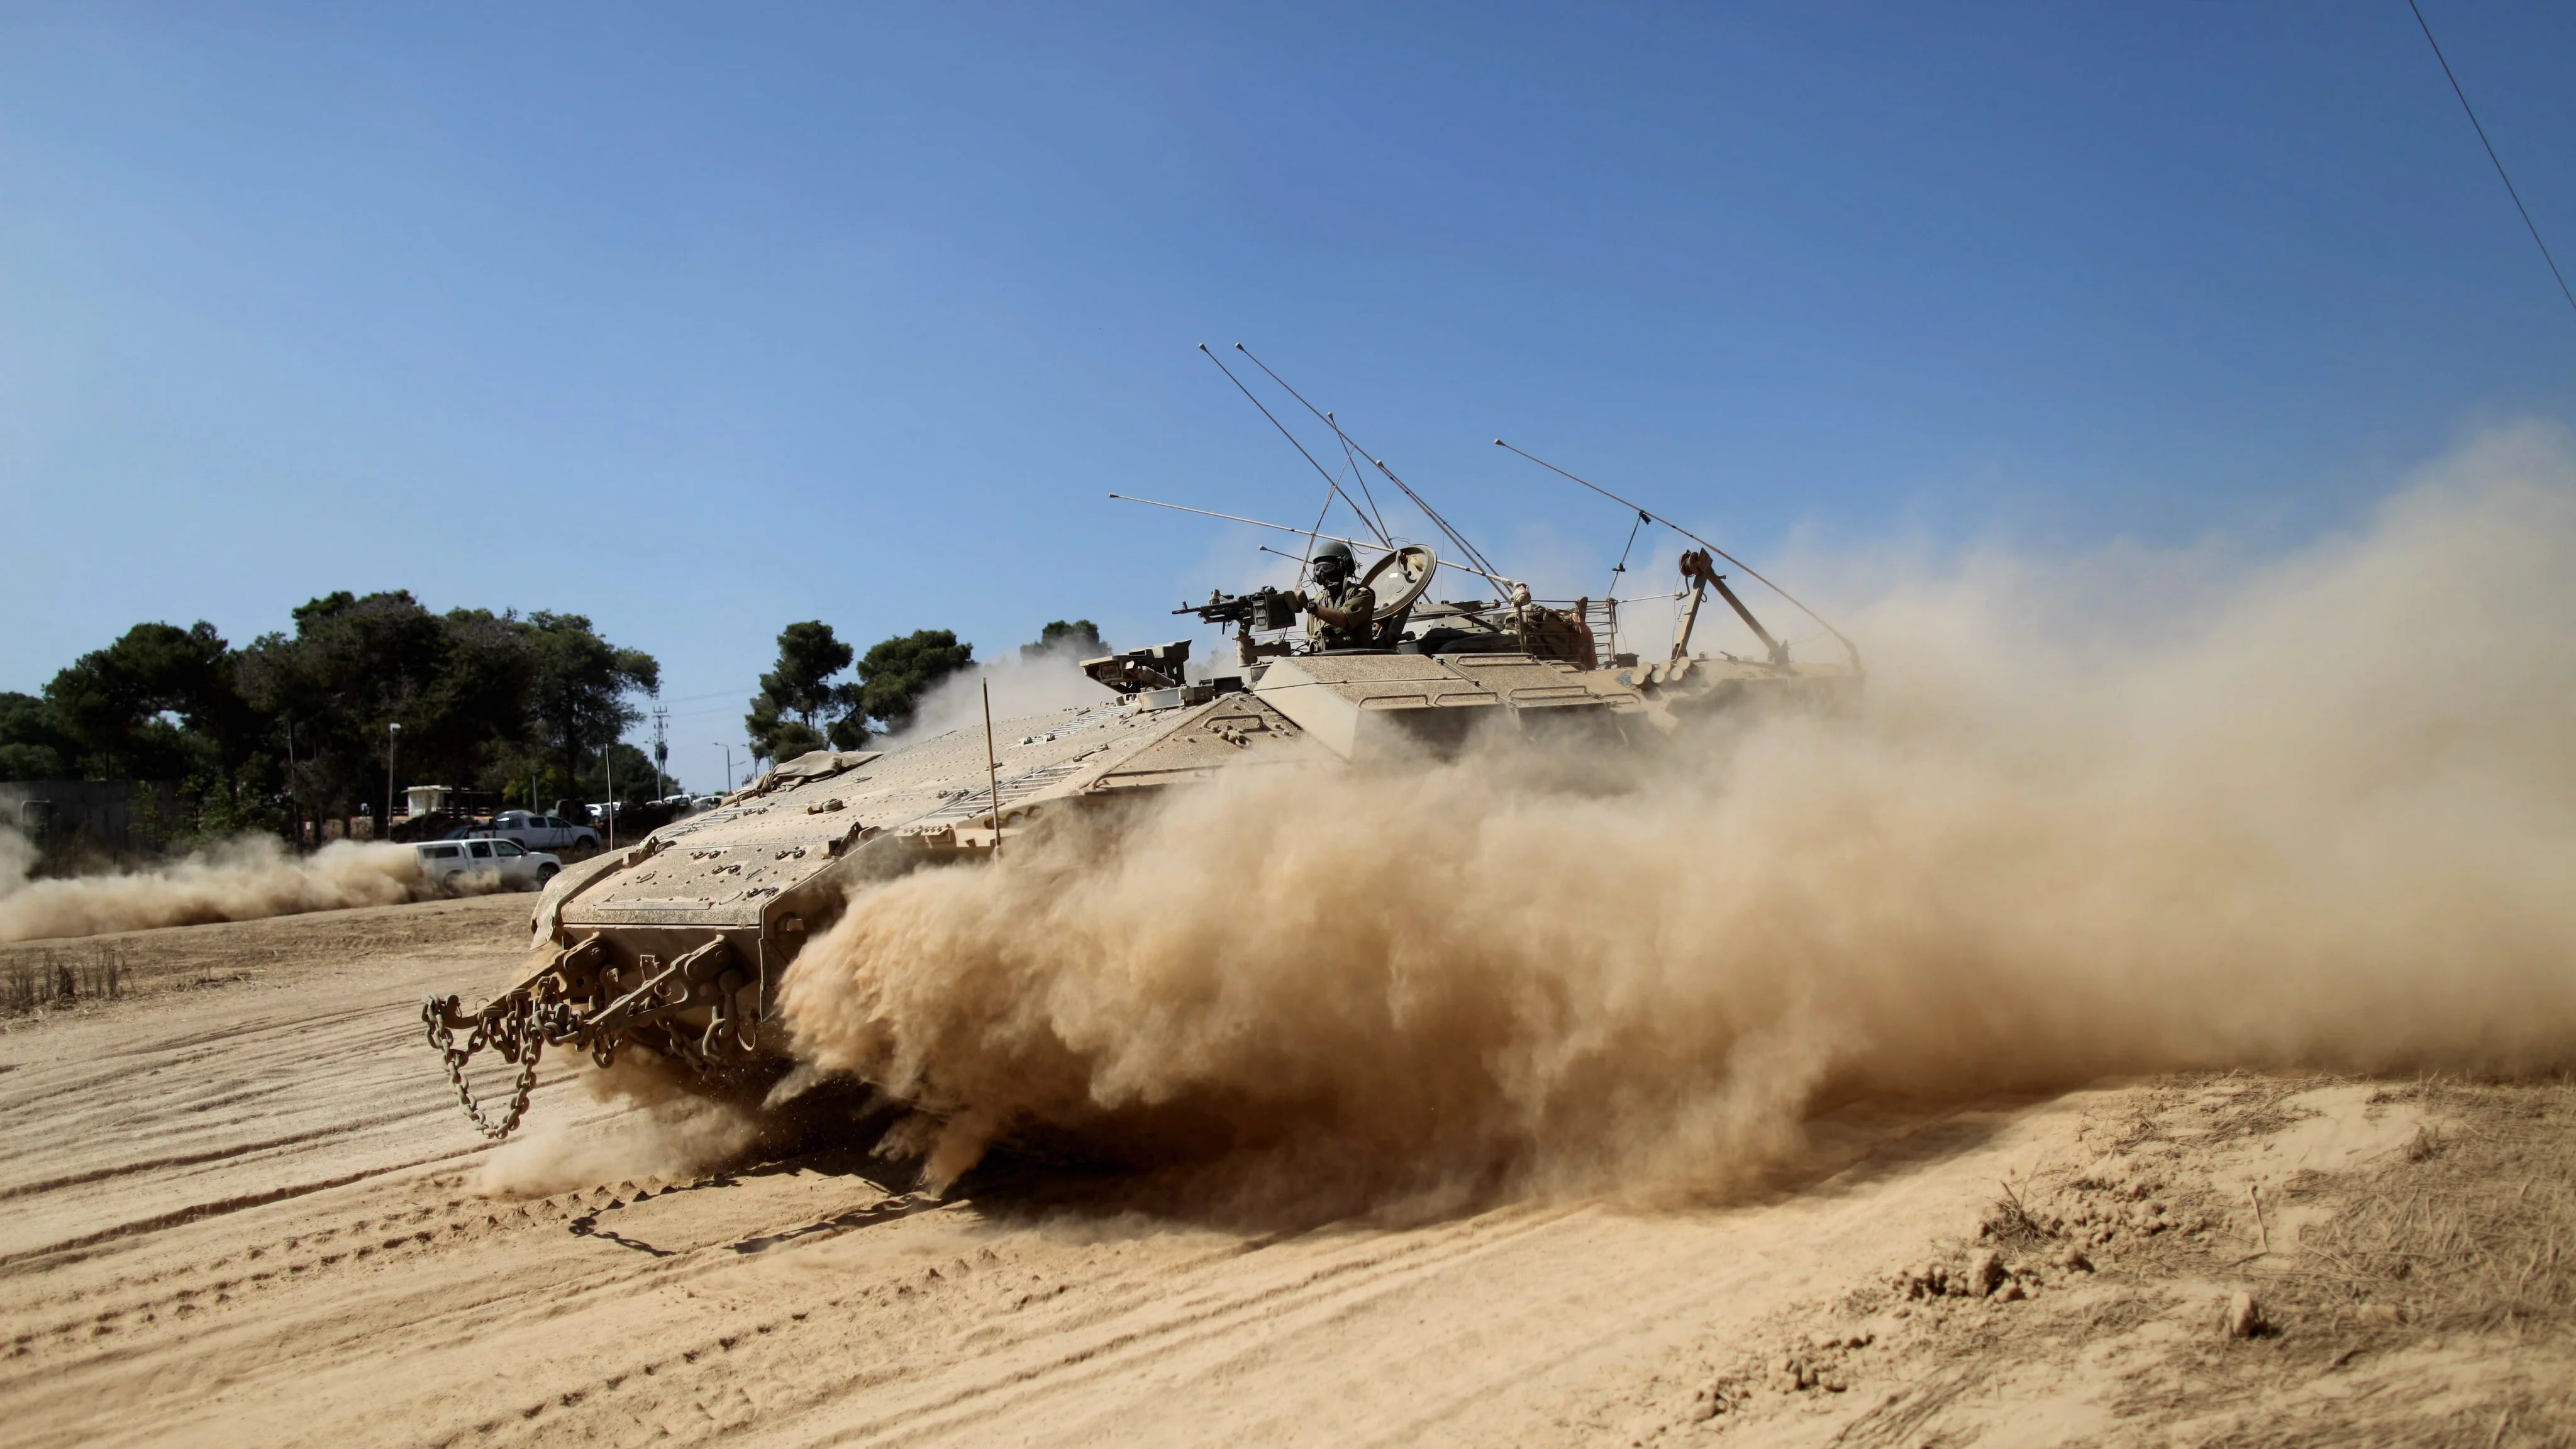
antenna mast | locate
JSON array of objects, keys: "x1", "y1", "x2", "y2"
[
  {"x1": 1108, "y1": 493, "x2": 1517, "y2": 589},
  {"x1": 1492, "y1": 440, "x2": 1861, "y2": 672},
  {"x1": 1197, "y1": 344, "x2": 1391, "y2": 555},
  {"x1": 1233, "y1": 343, "x2": 1506, "y2": 582}
]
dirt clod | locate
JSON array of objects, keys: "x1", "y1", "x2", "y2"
[
  {"x1": 1965, "y1": 1248, "x2": 2006, "y2": 1297},
  {"x1": 2225, "y1": 1289, "x2": 2266, "y2": 1339}
]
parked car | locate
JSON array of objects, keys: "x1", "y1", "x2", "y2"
[
  {"x1": 479, "y1": 809, "x2": 600, "y2": 852},
  {"x1": 413, "y1": 838, "x2": 562, "y2": 891}
]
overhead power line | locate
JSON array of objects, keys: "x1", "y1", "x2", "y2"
[{"x1": 2407, "y1": 0, "x2": 2576, "y2": 313}]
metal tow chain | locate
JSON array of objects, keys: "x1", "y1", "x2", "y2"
[{"x1": 422, "y1": 993, "x2": 545, "y2": 1140}]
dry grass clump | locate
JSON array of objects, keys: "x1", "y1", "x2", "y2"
[
  {"x1": 2104, "y1": 1077, "x2": 2576, "y2": 1446},
  {"x1": 2, "y1": 945, "x2": 127, "y2": 1014},
  {"x1": 2197, "y1": 1389, "x2": 2572, "y2": 1449},
  {"x1": 2285, "y1": 1078, "x2": 2576, "y2": 1337},
  {"x1": 1982, "y1": 1178, "x2": 2055, "y2": 1248},
  {"x1": 2186, "y1": 1072, "x2": 2325, "y2": 1147}
]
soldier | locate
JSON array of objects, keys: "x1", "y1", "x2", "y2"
[{"x1": 1302, "y1": 540, "x2": 1380, "y2": 651}]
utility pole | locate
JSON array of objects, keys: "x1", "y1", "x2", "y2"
[
  {"x1": 384, "y1": 721, "x2": 402, "y2": 839},
  {"x1": 604, "y1": 741, "x2": 616, "y2": 852},
  {"x1": 284, "y1": 716, "x2": 299, "y2": 848},
  {"x1": 713, "y1": 741, "x2": 733, "y2": 794},
  {"x1": 652, "y1": 706, "x2": 670, "y2": 801}
]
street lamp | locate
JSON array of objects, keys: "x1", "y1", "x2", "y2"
[
  {"x1": 385, "y1": 722, "x2": 403, "y2": 837},
  {"x1": 712, "y1": 742, "x2": 733, "y2": 794}
]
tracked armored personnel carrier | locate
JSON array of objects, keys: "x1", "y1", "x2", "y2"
[{"x1": 423, "y1": 541, "x2": 1858, "y2": 1140}]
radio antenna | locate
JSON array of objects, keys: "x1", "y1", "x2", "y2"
[
  {"x1": 1218, "y1": 343, "x2": 1393, "y2": 540},
  {"x1": 1492, "y1": 440, "x2": 1861, "y2": 671},
  {"x1": 1197, "y1": 345, "x2": 1391, "y2": 548},
  {"x1": 1233, "y1": 345, "x2": 1504, "y2": 580},
  {"x1": 1109, "y1": 493, "x2": 1516, "y2": 589},
  {"x1": 1326, "y1": 413, "x2": 1391, "y2": 541},
  {"x1": 1367, "y1": 451, "x2": 1504, "y2": 581}
]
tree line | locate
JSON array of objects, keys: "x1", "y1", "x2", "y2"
[
  {"x1": 742, "y1": 618, "x2": 1103, "y2": 762},
  {"x1": 2, "y1": 597, "x2": 1113, "y2": 846},
  {"x1": 0, "y1": 591, "x2": 660, "y2": 842}
]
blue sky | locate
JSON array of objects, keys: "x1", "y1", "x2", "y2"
[{"x1": 4, "y1": 2, "x2": 2570, "y2": 792}]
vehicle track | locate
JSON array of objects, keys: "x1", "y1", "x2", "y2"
[{"x1": 0, "y1": 893, "x2": 2118, "y2": 1449}]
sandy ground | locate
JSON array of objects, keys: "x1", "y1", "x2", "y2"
[{"x1": 0, "y1": 897, "x2": 2567, "y2": 1448}]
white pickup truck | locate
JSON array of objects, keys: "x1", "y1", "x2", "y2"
[
  {"x1": 480, "y1": 810, "x2": 600, "y2": 852},
  {"x1": 413, "y1": 838, "x2": 562, "y2": 891}
]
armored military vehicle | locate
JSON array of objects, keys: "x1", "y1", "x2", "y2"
[{"x1": 423, "y1": 535, "x2": 1858, "y2": 1140}]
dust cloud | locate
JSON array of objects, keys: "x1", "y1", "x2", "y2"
[
  {"x1": 0, "y1": 835, "x2": 449, "y2": 943},
  {"x1": 873, "y1": 643, "x2": 1115, "y2": 752},
  {"x1": 771, "y1": 428, "x2": 2576, "y2": 1214},
  {"x1": 480, "y1": 1055, "x2": 775, "y2": 1197}
]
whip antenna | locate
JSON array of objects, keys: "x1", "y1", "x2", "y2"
[
  {"x1": 1370, "y1": 452, "x2": 1504, "y2": 580},
  {"x1": 1226, "y1": 342, "x2": 1394, "y2": 540},
  {"x1": 1233, "y1": 344, "x2": 1504, "y2": 579},
  {"x1": 1108, "y1": 494, "x2": 1516, "y2": 589},
  {"x1": 1326, "y1": 412, "x2": 1391, "y2": 541},
  {"x1": 1494, "y1": 439, "x2": 1860, "y2": 671},
  {"x1": 1197, "y1": 345, "x2": 1391, "y2": 548}
]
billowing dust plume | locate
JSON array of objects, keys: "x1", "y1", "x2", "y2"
[
  {"x1": 0, "y1": 834, "x2": 460, "y2": 943},
  {"x1": 480, "y1": 1054, "x2": 778, "y2": 1197},
  {"x1": 872, "y1": 640, "x2": 1114, "y2": 753},
  {"x1": 780, "y1": 428, "x2": 2576, "y2": 1216}
]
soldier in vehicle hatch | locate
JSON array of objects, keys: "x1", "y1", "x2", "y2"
[{"x1": 1302, "y1": 540, "x2": 1379, "y2": 651}]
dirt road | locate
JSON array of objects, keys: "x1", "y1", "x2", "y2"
[{"x1": 0, "y1": 897, "x2": 2566, "y2": 1447}]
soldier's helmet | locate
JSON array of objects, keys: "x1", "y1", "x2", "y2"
[{"x1": 1313, "y1": 540, "x2": 1355, "y2": 569}]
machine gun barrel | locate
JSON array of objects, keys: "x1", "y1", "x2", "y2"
[{"x1": 1176, "y1": 586, "x2": 1303, "y2": 631}]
